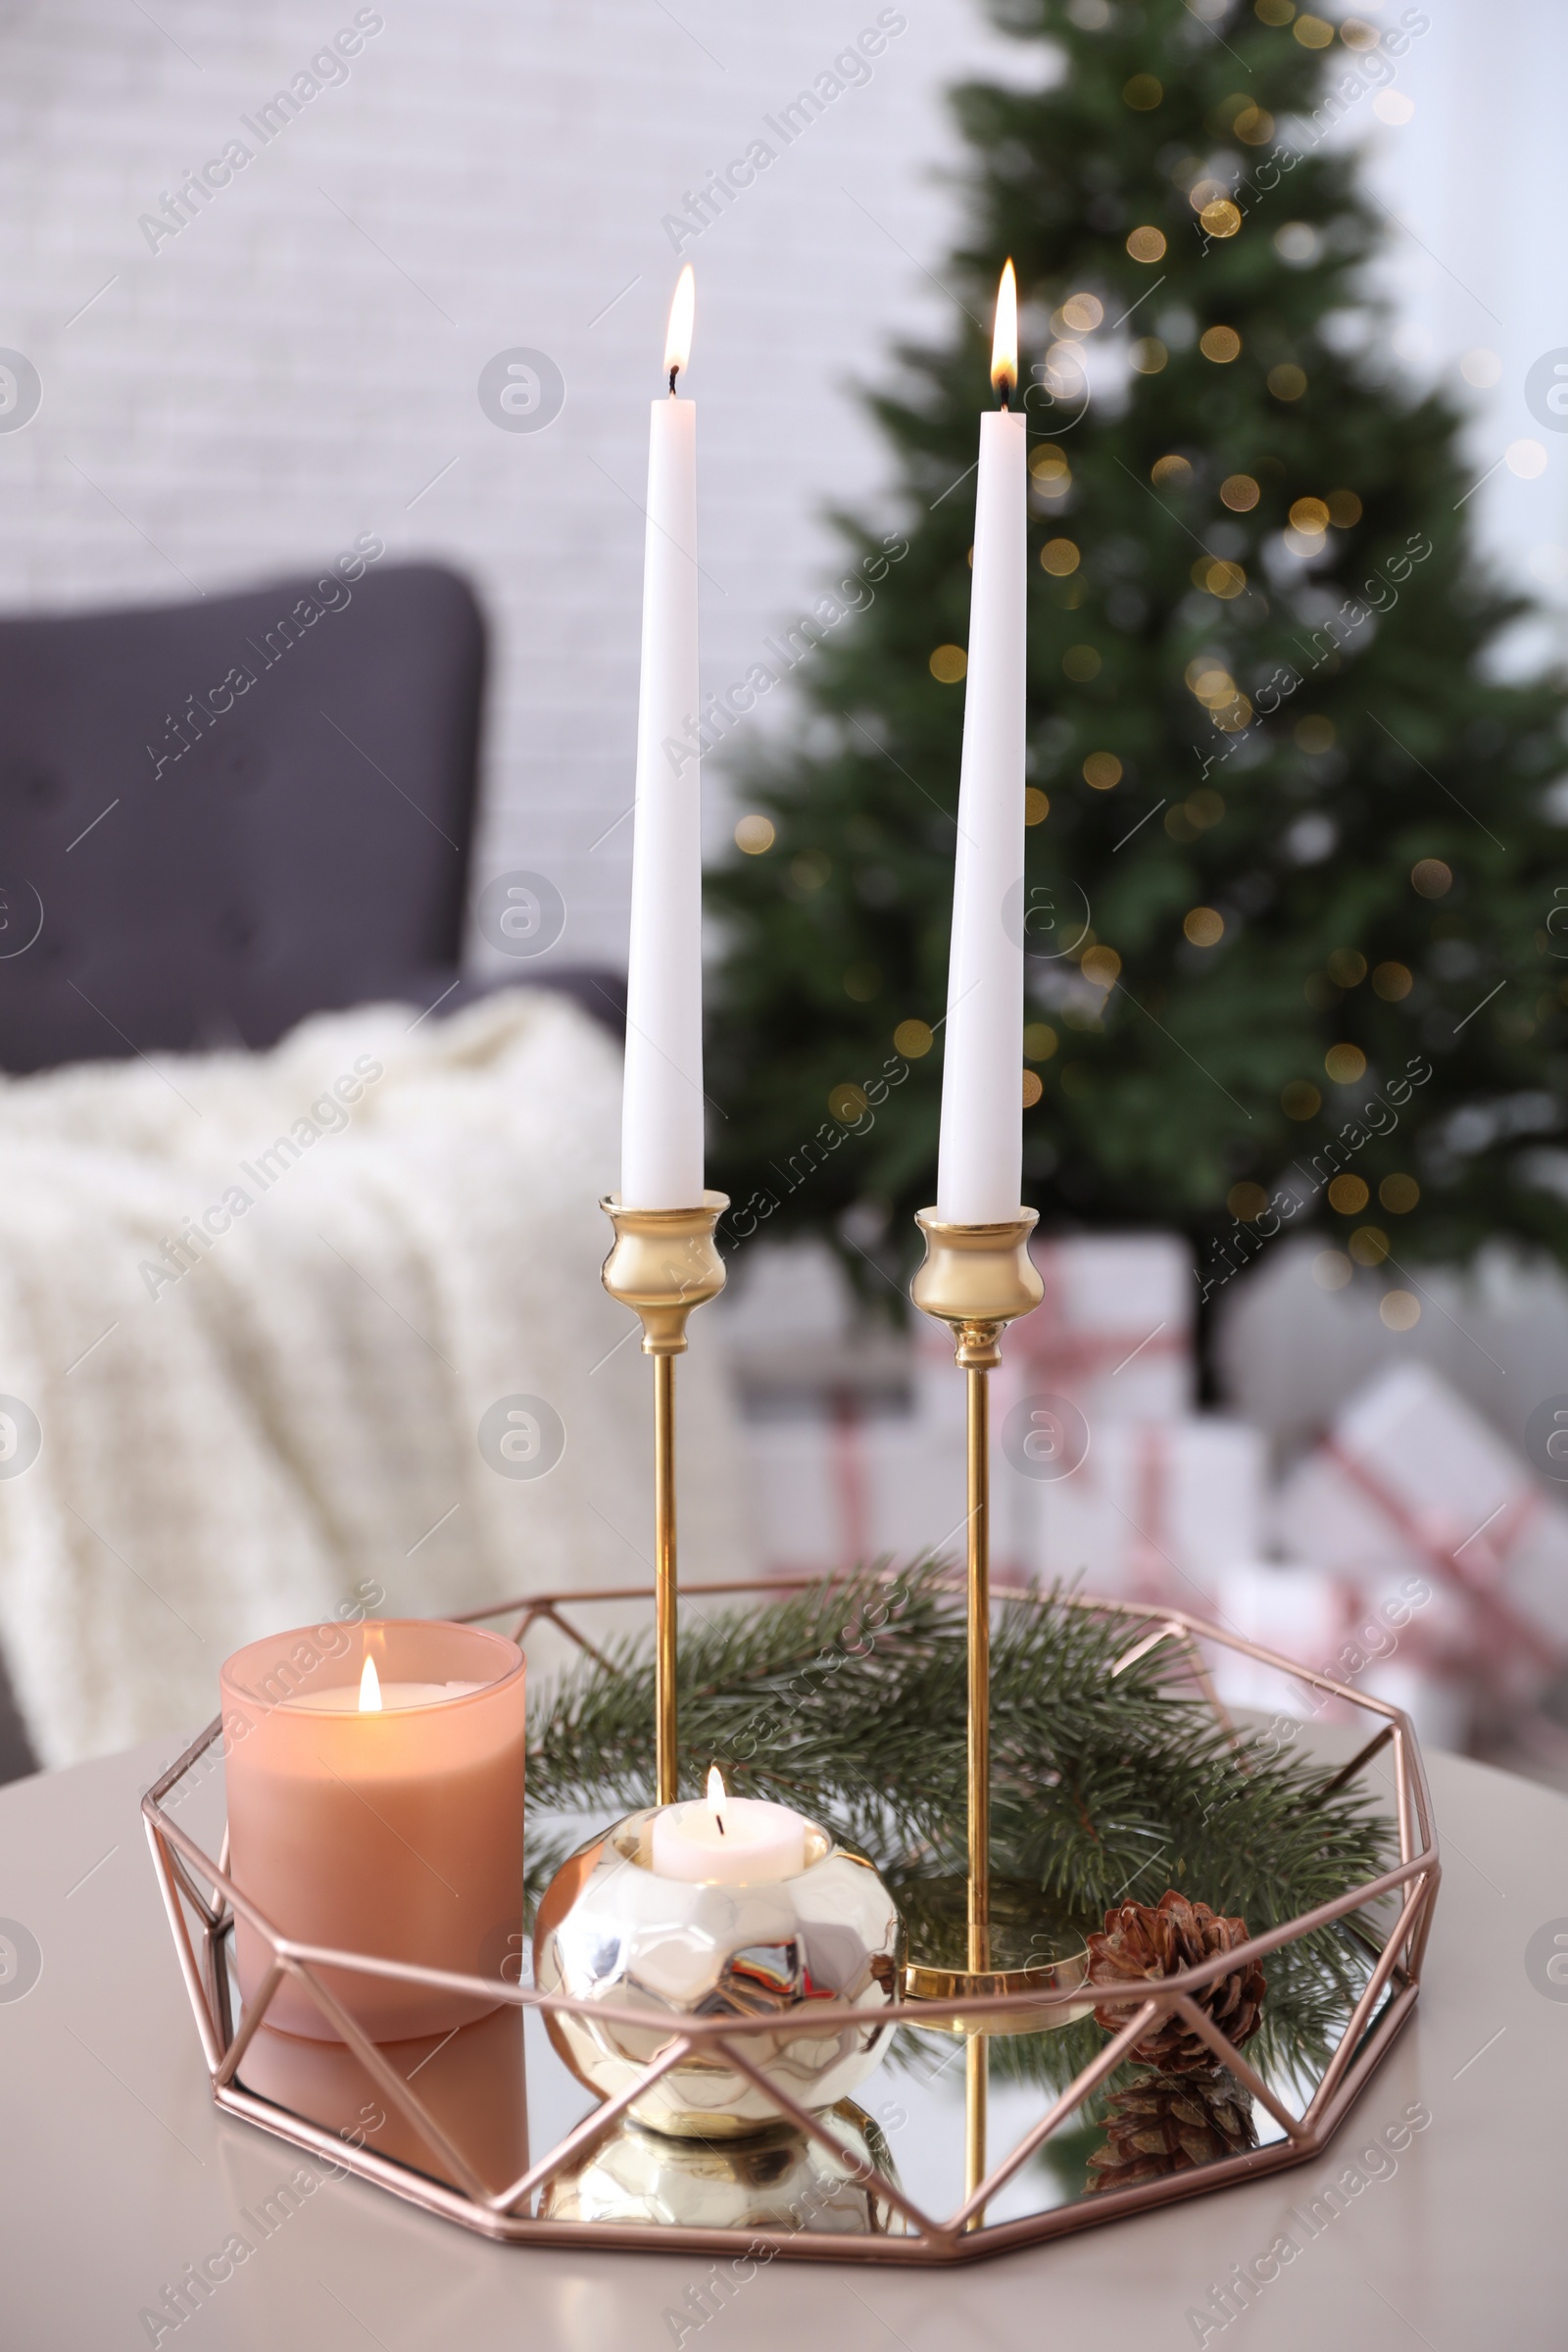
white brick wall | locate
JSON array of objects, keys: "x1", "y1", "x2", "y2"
[
  {"x1": 0, "y1": 0, "x2": 1010, "y2": 967},
  {"x1": 1, "y1": 0, "x2": 1553, "y2": 983}
]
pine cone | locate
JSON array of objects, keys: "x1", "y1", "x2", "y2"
[
  {"x1": 1086, "y1": 2066, "x2": 1258, "y2": 2192},
  {"x1": 1086, "y1": 1889, "x2": 1265, "y2": 2073}
]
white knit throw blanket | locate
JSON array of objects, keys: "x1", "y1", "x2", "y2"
[{"x1": 0, "y1": 988, "x2": 753, "y2": 1766}]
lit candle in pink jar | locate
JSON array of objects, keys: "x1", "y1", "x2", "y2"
[{"x1": 220, "y1": 1620, "x2": 525, "y2": 2043}]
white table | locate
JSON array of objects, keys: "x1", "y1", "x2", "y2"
[{"x1": 2, "y1": 1737, "x2": 1565, "y2": 2349}]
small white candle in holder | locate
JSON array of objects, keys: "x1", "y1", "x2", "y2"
[{"x1": 650, "y1": 1765, "x2": 808, "y2": 1885}]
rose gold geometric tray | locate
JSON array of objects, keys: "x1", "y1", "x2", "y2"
[{"x1": 142, "y1": 1582, "x2": 1439, "y2": 2265}]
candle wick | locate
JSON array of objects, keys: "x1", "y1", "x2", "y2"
[
  {"x1": 668, "y1": 365, "x2": 679, "y2": 396},
  {"x1": 715, "y1": 1814, "x2": 725, "y2": 1836}
]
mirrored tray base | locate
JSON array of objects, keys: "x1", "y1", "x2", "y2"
[{"x1": 143, "y1": 1587, "x2": 1440, "y2": 2264}]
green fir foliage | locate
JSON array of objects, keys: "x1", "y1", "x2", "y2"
[{"x1": 525, "y1": 1573, "x2": 1393, "y2": 2092}]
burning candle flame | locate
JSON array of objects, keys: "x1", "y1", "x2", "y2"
[
  {"x1": 359, "y1": 1655, "x2": 383, "y2": 1713},
  {"x1": 664, "y1": 265, "x2": 695, "y2": 390},
  {"x1": 991, "y1": 259, "x2": 1018, "y2": 406},
  {"x1": 707, "y1": 1762, "x2": 727, "y2": 1835}
]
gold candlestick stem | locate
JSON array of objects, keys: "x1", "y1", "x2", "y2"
[
  {"x1": 966, "y1": 2041, "x2": 987, "y2": 2216},
  {"x1": 654, "y1": 1354, "x2": 677, "y2": 1802},
  {"x1": 966, "y1": 1359, "x2": 991, "y2": 1976},
  {"x1": 966, "y1": 1357, "x2": 990, "y2": 2215},
  {"x1": 907, "y1": 1206, "x2": 1043, "y2": 2215},
  {"x1": 601, "y1": 1193, "x2": 728, "y2": 1806}
]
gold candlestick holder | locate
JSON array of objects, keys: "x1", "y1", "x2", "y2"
[
  {"x1": 600, "y1": 1191, "x2": 728, "y2": 1804},
  {"x1": 905, "y1": 1205, "x2": 1070, "y2": 2213}
]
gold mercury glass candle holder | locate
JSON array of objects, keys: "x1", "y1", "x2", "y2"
[
  {"x1": 532, "y1": 1808, "x2": 903, "y2": 2139},
  {"x1": 905, "y1": 1206, "x2": 1093, "y2": 2216}
]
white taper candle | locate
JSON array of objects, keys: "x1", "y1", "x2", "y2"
[
  {"x1": 936, "y1": 261, "x2": 1027, "y2": 1224},
  {"x1": 620, "y1": 267, "x2": 706, "y2": 1209}
]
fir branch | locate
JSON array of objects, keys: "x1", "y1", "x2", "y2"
[{"x1": 525, "y1": 1573, "x2": 1394, "y2": 2098}]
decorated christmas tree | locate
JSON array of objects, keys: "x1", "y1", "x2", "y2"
[{"x1": 705, "y1": 0, "x2": 1568, "y2": 1315}]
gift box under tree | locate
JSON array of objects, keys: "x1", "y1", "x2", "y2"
[{"x1": 1274, "y1": 1361, "x2": 1568, "y2": 1716}]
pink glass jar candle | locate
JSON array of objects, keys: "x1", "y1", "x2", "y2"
[{"x1": 220, "y1": 1620, "x2": 525, "y2": 2043}]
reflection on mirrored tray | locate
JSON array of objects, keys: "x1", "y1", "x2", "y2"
[
  {"x1": 233, "y1": 1999, "x2": 530, "y2": 2198},
  {"x1": 224, "y1": 1720, "x2": 1406, "y2": 2237},
  {"x1": 540, "y1": 2102, "x2": 908, "y2": 2234},
  {"x1": 226, "y1": 1895, "x2": 1400, "y2": 2234}
]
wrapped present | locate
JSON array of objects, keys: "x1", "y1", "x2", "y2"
[
  {"x1": 1205, "y1": 1559, "x2": 1356, "y2": 1714},
  {"x1": 743, "y1": 1409, "x2": 967, "y2": 1575},
  {"x1": 1013, "y1": 1415, "x2": 1266, "y2": 1607},
  {"x1": 1274, "y1": 1361, "x2": 1568, "y2": 1698},
  {"x1": 1018, "y1": 1230, "x2": 1195, "y2": 1424},
  {"x1": 1203, "y1": 1559, "x2": 1472, "y2": 1755},
  {"x1": 1356, "y1": 1657, "x2": 1473, "y2": 1757},
  {"x1": 916, "y1": 1230, "x2": 1196, "y2": 1434}
]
